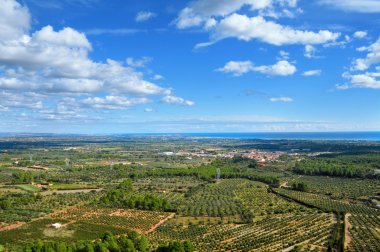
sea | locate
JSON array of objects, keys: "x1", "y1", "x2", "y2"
[
  {"x1": 1, "y1": 132, "x2": 380, "y2": 141},
  {"x1": 124, "y1": 132, "x2": 380, "y2": 141}
]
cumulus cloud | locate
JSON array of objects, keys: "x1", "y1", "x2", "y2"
[
  {"x1": 33, "y1": 25, "x2": 92, "y2": 49},
  {"x1": 216, "y1": 61, "x2": 254, "y2": 76},
  {"x1": 318, "y1": 0, "x2": 380, "y2": 13},
  {"x1": 338, "y1": 37, "x2": 380, "y2": 90},
  {"x1": 353, "y1": 31, "x2": 367, "y2": 39},
  {"x1": 302, "y1": 70, "x2": 322, "y2": 76},
  {"x1": 278, "y1": 50, "x2": 290, "y2": 60},
  {"x1": 162, "y1": 95, "x2": 195, "y2": 106},
  {"x1": 270, "y1": 97, "x2": 293, "y2": 102},
  {"x1": 0, "y1": 0, "x2": 191, "y2": 116},
  {"x1": 304, "y1": 45, "x2": 317, "y2": 58},
  {"x1": 254, "y1": 60, "x2": 297, "y2": 76},
  {"x1": 83, "y1": 96, "x2": 150, "y2": 110},
  {"x1": 0, "y1": 91, "x2": 43, "y2": 109},
  {"x1": 175, "y1": 0, "x2": 339, "y2": 48},
  {"x1": 351, "y1": 37, "x2": 380, "y2": 71},
  {"x1": 339, "y1": 72, "x2": 380, "y2": 89},
  {"x1": 175, "y1": 0, "x2": 297, "y2": 29},
  {"x1": 0, "y1": 0, "x2": 30, "y2": 40},
  {"x1": 135, "y1": 11, "x2": 157, "y2": 22},
  {"x1": 217, "y1": 60, "x2": 296, "y2": 76},
  {"x1": 206, "y1": 14, "x2": 339, "y2": 47}
]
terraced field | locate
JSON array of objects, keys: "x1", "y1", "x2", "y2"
[
  {"x1": 235, "y1": 180, "x2": 312, "y2": 216},
  {"x1": 274, "y1": 188, "x2": 379, "y2": 215},
  {"x1": 347, "y1": 214, "x2": 380, "y2": 252},
  {"x1": 49, "y1": 206, "x2": 174, "y2": 232},
  {"x1": 148, "y1": 213, "x2": 335, "y2": 251},
  {"x1": 0, "y1": 206, "x2": 175, "y2": 246}
]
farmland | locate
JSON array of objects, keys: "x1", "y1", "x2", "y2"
[{"x1": 0, "y1": 136, "x2": 379, "y2": 251}]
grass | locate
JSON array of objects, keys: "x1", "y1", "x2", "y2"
[
  {"x1": 15, "y1": 184, "x2": 41, "y2": 192},
  {"x1": 49, "y1": 183, "x2": 99, "y2": 190}
]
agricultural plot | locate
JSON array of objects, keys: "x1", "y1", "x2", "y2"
[
  {"x1": 274, "y1": 188, "x2": 380, "y2": 215},
  {"x1": 14, "y1": 184, "x2": 41, "y2": 192},
  {"x1": 0, "y1": 206, "x2": 174, "y2": 246},
  {"x1": 235, "y1": 180, "x2": 313, "y2": 216},
  {"x1": 1, "y1": 137, "x2": 380, "y2": 251},
  {"x1": 134, "y1": 177, "x2": 204, "y2": 192},
  {"x1": 177, "y1": 179, "x2": 252, "y2": 222},
  {"x1": 0, "y1": 208, "x2": 45, "y2": 223},
  {"x1": 19, "y1": 190, "x2": 103, "y2": 213},
  {"x1": 347, "y1": 214, "x2": 380, "y2": 252},
  {"x1": 48, "y1": 183, "x2": 100, "y2": 190},
  {"x1": 0, "y1": 218, "x2": 127, "y2": 246},
  {"x1": 49, "y1": 206, "x2": 174, "y2": 233},
  {"x1": 292, "y1": 176, "x2": 379, "y2": 200},
  {"x1": 148, "y1": 213, "x2": 335, "y2": 251}
]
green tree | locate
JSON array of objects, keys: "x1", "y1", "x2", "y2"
[
  {"x1": 182, "y1": 241, "x2": 194, "y2": 252},
  {"x1": 0, "y1": 198, "x2": 11, "y2": 210},
  {"x1": 135, "y1": 237, "x2": 149, "y2": 252}
]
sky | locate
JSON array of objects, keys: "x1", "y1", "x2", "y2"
[{"x1": 0, "y1": 0, "x2": 379, "y2": 133}]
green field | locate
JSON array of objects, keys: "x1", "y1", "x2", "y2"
[
  {"x1": 14, "y1": 184, "x2": 41, "y2": 192},
  {"x1": 0, "y1": 136, "x2": 379, "y2": 251}
]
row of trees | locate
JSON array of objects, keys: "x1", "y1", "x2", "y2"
[
  {"x1": 291, "y1": 182, "x2": 308, "y2": 192},
  {"x1": 12, "y1": 172, "x2": 35, "y2": 184},
  {"x1": 21, "y1": 231, "x2": 147, "y2": 252},
  {"x1": 19, "y1": 232, "x2": 194, "y2": 252},
  {"x1": 0, "y1": 193, "x2": 40, "y2": 210},
  {"x1": 156, "y1": 241, "x2": 194, "y2": 252},
  {"x1": 100, "y1": 180, "x2": 172, "y2": 212},
  {"x1": 293, "y1": 159, "x2": 378, "y2": 179},
  {"x1": 137, "y1": 160, "x2": 280, "y2": 187}
]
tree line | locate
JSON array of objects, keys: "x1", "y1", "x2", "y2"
[
  {"x1": 99, "y1": 180, "x2": 172, "y2": 212},
  {"x1": 19, "y1": 231, "x2": 194, "y2": 252}
]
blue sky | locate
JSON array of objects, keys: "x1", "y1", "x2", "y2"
[{"x1": 0, "y1": 0, "x2": 379, "y2": 133}]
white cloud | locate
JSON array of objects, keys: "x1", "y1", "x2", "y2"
[
  {"x1": 176, "y1": 1, "x2": 338, "y2": 47},
  {"x1": 351, "y1": 37, "x2": 380, "y2": 71},
  {"x1": 318, "y1": 0, "x2": 380, "y2": 13},
  {"x1": 340, "y1": 72, "x2": 380, "y2": 89},
  {"x1": 33, "y1": 25, "x2": 92, "y2": 50},
  {"x1": 175, "y1": 0, "x2": 298, "y2": 29},
  {"x1": 162, "y1": 95, "x2": 195, "y2": 106},
  {"x1": 0, "y1": 0, "x2": 30, "y2": 40},
  {"x1": 135, "y1": 11, "x2": 157, "y2": 22},
  {"x1": 338, "y1": 37, "x2": 380, "y2": 90},
  {"x1": 218, "y1": 60, "x2": 296, "y2": 76},
  {"x1": 302, "y1": 70, "x2": 322, "y2": 76},
  {"x1": 0, "y1": 91, "x2": 44, "y2": 109},
  {"x1": 37, "y1": 97, "x2": 91, "y2": 121},
  {"x1": 83, "y1": 96, "x2": 150, "y2": 110},
  {"x1": 208, "y1": 14, "x2": 340, "y2": 46},
  {"x1": 254, "y1": 60, "x2": 297, "y2": 76},
  {"x1": 0, "y1": 0, "x2": 192, "y2": 116},
  {"x1": 217, "y1": 61, "x2": 254, "y2": 76},
  {"x1": 126, "y1": 57, "x2": 152, "y2": 68},
  {"x1": 353, "y1": 31, "x2": 367, "y2": 39},
  {"x1": 304, "y1": 45, "x2": 317, "y2": 58},
  {"x1": 144, "y1": 108, "x2": 155, "y2": 112},
  {"x1": 152, "y1": 74, "x2": 164, "y2": 80},
  {"x1": 270, "y1": 97, "x2": 293, "y2": 102},
  {"x1": 279, "y1": 50, "x2": 290, "y2": 60}
]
